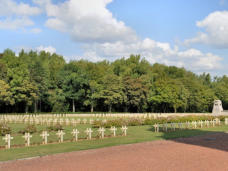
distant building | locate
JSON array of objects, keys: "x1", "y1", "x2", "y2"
[{"x1": 212, "y1": 100, "x2": 223, "y2": 115}]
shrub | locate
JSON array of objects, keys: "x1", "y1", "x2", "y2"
[
  {"x1": 19, "y1": 124, "x2": 37, "y2": 134},
  {"x1": 127, "y1": 118, "x2": 143, "y2": 126},
  {"x1": 48, "y1": 123, "x2": 64, "y2": 131},
  {"x1": 92, "y1": 119, "x2": 127, "y2": 128},
  {"x1": 0, "y1": 123, "x2": 11, "y2": 136}
]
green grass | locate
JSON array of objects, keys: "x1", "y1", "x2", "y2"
[{"x1": 0, "y1": 124, "x2": 228, "y2": 161}]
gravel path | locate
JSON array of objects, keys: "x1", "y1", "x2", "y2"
[{"x1": 1, "y1": 133, "x2": 228, "y2": 171}]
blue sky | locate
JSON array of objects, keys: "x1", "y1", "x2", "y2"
[{"x1": 0, "y1": 0, "x2": 228, "y2": 76}]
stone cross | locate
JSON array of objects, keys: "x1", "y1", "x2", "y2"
[
  {"x1": 65, "y1": 119, "x2": 69, "y2": 126},
  {"x1": 3, "y1": 134, "x2": 13, "y2": 149},
  {"x1": 178, "y1": 123, "x2": 183, "y2": 130},
  {"x1": 212, "y1": 120, "x2": 215, "y2": 127},
  {"x1": 205, "y1": 120, "x2": 210, "y2": 127},
  {"x1": 56, "y1": 130, "x2": 65, "y2": 143},
  {"x1": 200, "y1": 120, "x2": 204, "y2": 128},
  {"x1": 225, "y1": 118, "x2": 228, "y2": 125},
  {"x1": 121, "y1": 126, "x2": 128, "y2": 136},
  {"x1": 85, "y1": 128, "x2": 93, "y2": 140},
  {"x1": 40, "y1": 131, "x2": 49, "y2": 144},
  {"x1": 72, "y1": 129, "x2": 80, "y2": 141},
  {"x1": 98, "y1": 127, "x2": 105, "y2": 139},
  {"x1": 170, "y1": 123, "x2": 175, "y2": 131},
  {"x1": 23, "y1": 133, "x2": 32, "y2": 147},
  {"x1": 163, "y1": 123, "x2": 168, "y2": 132},
  {"x1": 218, "y1": 119, "x2": 221, "y2": 126},
  {"x1": 192, "y1": 121, "x2": 197, "y2": 129},
  {"x1": 154, "y1": 124, "x2": 159, "y2": 132},
  {"x1": 83, "y1": 119, "x2": 87, "y2": 124},
  {"x1": 71, "y1": 119, "x2": 77, "y2": 127},
  {"x1": 59, "y1": 119, "x2": 63, "y2": 125},
  {"x1": 110, "y1": 126, "x2": 117, "y2": 137},
  {"x1": 89, "y1": 119, "x2": 94, "y2": 124},
  {"x1": 77, "y1": 119, "x2": 81, "y2": 124}
]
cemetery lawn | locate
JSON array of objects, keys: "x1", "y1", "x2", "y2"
[{"x1": 0, "y1": 125, "x2": 228, "y2": 161}]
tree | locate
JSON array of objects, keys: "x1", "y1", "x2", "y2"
[
  {"x1": 148, "y1": 79, "x2": 189, "y2": 113},
  {"x1": 100, "y1": 73, "x2": 124, "y2": 112},
  {"x1": 122, "y1": 76, "x2": 148, "y2": 112},
  {"x1": 0, "y1": 80, "x2": 14, "y2": 106},
  {"x1": 61, "y1": 62, "x2": 89, "y2": 112}
]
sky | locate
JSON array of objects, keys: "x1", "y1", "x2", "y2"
[{"x1": 0, "y1": 0, "x2": 228, "y2": 76}]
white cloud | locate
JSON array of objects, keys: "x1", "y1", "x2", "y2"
[
  {"x1": 0, "y1": 0, "x2": 41, "y2": 30},
  {"x1": 39, "y1": 0, "x2": 137, "y2": 43},
  {"x1": 185, "y1": 11, "x2": 228, "y2": 48},
  {"x1": 1, "y1": 0, "x2": 219, "y2": 73},
  {"x1": 0, "y1": 0, "x2": 41, "y2": 16},
  {"x1": 36, "y1": 45, "x2": 56, "y2": 54},
  {"x1": 0, "y1": 17, "x2": 34, "y2": 30},
  {"x1": 83, "y1": 39, "x2": 222, "y2": 72},
  {"x1": 30, "y1": 28, "x2": 42, "y2": 34}
]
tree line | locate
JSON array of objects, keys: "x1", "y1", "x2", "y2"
[{"x1": 0, "y1": 49, "x2": 228, "y2": 113}]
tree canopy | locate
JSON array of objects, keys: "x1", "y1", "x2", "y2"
[{"x1": 0, "y1": 49, "x2": 226, "y2": 113}]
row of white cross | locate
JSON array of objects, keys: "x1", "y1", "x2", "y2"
[
  {"x1": 0, "y1": 113, "x2": 158, "y2": 119},
  {"x1": 0, "y1": 117, "x2": 108, "y2": 126},
  {"x1": 153, "y1": 119, "x2": 223, "y2": 132},
  {"x1": 2, "y1": 126, "x2": 128, "y2": 149}
]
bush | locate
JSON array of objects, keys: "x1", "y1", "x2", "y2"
[
  {"x1": 19, "y1": 124, "x2": 37, "y2": 134},
  {"x1": 127, "y1": 118, "x2": 143, "y2": 126},
  {"x1": 0, "y1": 123, "x2": 11, "y2": 136},
  {"x1": 92, "y1": 119, "x2": 127, "y2": 128},
  {"x1": 48, "y1": 123, "x2": 64, "y2": 131}
]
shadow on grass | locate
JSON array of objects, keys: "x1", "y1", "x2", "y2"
[{"x1": 148, "y1": 127, "x2": 228, "y2": 152}]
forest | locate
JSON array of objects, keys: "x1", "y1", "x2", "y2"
[{"x1": 0, "y1": 49, "x2": 228, "y2": 113}]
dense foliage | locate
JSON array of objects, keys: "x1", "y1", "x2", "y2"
[{"x1": 0, "y1": 49, "x2": 227, "y2": 113}]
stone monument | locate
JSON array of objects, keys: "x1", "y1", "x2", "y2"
[{"x1": 212, "y1": 100, "x2": 223, "y2": 115}]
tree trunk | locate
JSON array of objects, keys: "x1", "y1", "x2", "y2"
[
  {"x1": 72, "y1": 99, "x2": 75, "y2": 113},
  {"x1": 25, "y1": 104, "x2": 28, "y2": 113},
  {"x1": 34, "y1": 100, "x2": 37, "y2": 113},
  {"x1": 174, "y1": 107, "x2": 177, "y2": 113},
  {"x1": 90, "y1": 104, "x2": 94, "y2": 113},
  {"x1": 40, "y1": 100, "x2": 42, "y2": 112},
  {"x1": 124, "y1": 106, "x2": 128, "y2": 112},
  {"x1": 109, "y1": 104, "x2": 112, "y2": 113}
]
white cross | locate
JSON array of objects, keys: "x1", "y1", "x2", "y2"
[
  {"x1": 212, "y1": 120, "x2": 216, "y2": 127},
  {"x1": 98, "y1": 127, "x2": 105, "y2": 139},
  {"x1": 65, "y1": 119, "x2": 69, "y2": 125},
  {"x1": 89, "y1": 119, "x2": 94, "y2": 124},
  {"x1": 121, "y1": 126, "x2": 128, "y2": 136},
  {"x1": 83, "y1": 119, "x2": 87, "y2": 124},
  {"x1": 163, "y1": 123, "x2": 168, "y2": 132},
  {"x1": 85, "y1": 128, "x2": 93, "y2": 140},
  {"x1": 40, "y1": 131, "x2": 49, "y2": 144},
  {"x1": 178, "y1": 123, "x2": 183, "y2": 130},
  {"x1": 77, "y1": 119, "x2": 81, "y2": 124},
  {"x1": 225, "y1": 118, "x2": 228, "y2": 125},
  {"x1": 200, "y1": 120, "x2": 204, "y2": 128},
  {"x1": 192, "y1": 121, "x2": 197, "y2": 129},
  {"x1": 71, "y1": 120, "x2": 77, "y2": 127},
  {"x1": 3, "y1": 134, "x2": 13, "y2": 149},
  {"x1": 205, "y1": 120, "x2": 210, "y2": 127},
  {"x1": 56, "y1": 130, "x2": 65, "y2": 143},
  {"x1": 23, "y1": 133, "x2": 32, "y2": 147},
  {"x1": 170, "y1": 123, "x2": 175, "y2": 131},
  {"x1": 59, "y1": 119, "x2": 63, "y2": 125},
  {"x1": 110, "y1": 126, "x2": 117, "y2": 137},
  {"x1": 72, "y1": 129, "x2": 80, "y2": 141},
  {"x1": 218, "y1": 119, "x2": 221, "y2": 125}
]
